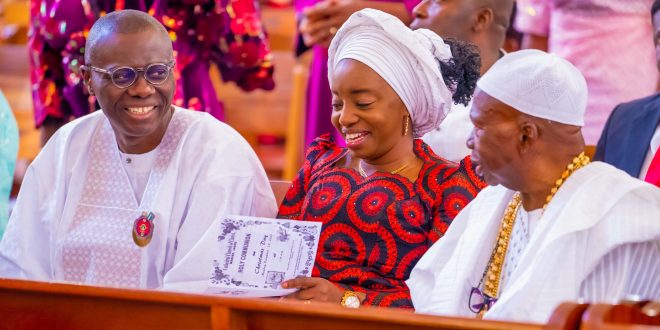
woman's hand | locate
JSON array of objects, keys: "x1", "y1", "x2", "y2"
[{"x1": 281, "y1": 276, "x2": 345, "y2": 303}]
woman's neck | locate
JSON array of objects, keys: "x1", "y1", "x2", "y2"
[
  {"x1": 362, "y1": 138, "x2": 416, "y2": 170},
  {"x1": 356, "y1": 139, "x2": 421, "y2": 180}
]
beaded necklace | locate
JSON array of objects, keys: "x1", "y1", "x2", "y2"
[{"x1": 474, "y1": 152, "x2": 590, "y2": 318}]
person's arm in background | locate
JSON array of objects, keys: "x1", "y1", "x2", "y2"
[
  {"x1": 515, "y1": 0, "x2": 550, "y2": 52},
  {"x1": 300, "y1": 0, "x2": 418, "y2": 48}
]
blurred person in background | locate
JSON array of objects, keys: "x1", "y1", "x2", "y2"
[
  {"x1": 0, "y1": 89, "x2": 18, "y2": 238},
  {"x1": 31, "y1": 0, "x2": 275, "y2": 145},
  {"x1": 516, "y1": 0, "x2": 658, "y2": 145},
  {"x1": 410, "y1": 0, "x2": 514, "y2": 162},
  {"x1": 595, "y1": 0, "x2": 660, "y2": 187}
]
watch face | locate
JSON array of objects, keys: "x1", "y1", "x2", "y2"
[{"x1": 344, "y1": 295, "x2": 360, "y2": 308}]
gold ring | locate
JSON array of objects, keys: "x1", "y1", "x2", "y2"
[{"x1": 329, "y1": 26, "x2": 338, "y2": 35}]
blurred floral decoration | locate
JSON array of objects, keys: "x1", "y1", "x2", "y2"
[{"x1": 29, "y1": 0, "x2": 276, "y2": 126}]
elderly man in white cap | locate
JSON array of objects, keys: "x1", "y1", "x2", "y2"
[{"x1": 407, "y1": 49, "x2": 660, "y2": 323}]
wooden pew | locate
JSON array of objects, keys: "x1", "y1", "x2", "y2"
[
  {"x1": 581, "y1": 301, "x2": 660, "y2": 329},
  {"x1": 546, "y1": 302, "x2": 589, "y2": 330},
  {"x1": 0, "y1": 278, "x2": 545, "y2": 330}
]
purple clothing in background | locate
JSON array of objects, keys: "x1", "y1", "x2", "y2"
[
  {"x1": 30, "y1": 0, "x2": 275, "y2": 127},
  {"x1": 516, "y1": 0, "x2": 658, "y2": 145},
  {"x1": 296, "y1": 0, "x2": 420, "y2": 149}
]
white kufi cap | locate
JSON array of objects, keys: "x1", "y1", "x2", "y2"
[{"x1": 477, "y1": 49, "x2": 587, "y2": 126}]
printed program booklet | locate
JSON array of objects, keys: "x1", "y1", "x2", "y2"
[{"x1": 205, "y1": 215, "x2": 322, "y2": 297}]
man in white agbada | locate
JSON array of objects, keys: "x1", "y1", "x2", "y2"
[
  {"x1": 407, "y1": 50, "x2": 660, "y2": 323},
  {"x1": 0, "y1": 10, "x2": 277, "y2": 289}
]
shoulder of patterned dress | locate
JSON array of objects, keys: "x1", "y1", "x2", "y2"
[
  {"x1": 306, "y1": 134, "x2": 347, "y2": 172},
  {"x1": 414, "y1": 139, "x2": 459, "y2": 168},
  {"x1": 456, "y1": 156, "x2": 486, "y2": 189},
  {"x1": 415, "y1": 152, "x2": 486, "y2": 202},
  {"x1": 413, "y1": 139, "x2": 483, "y2": 185},
  {"x1": 422, "y1": 155, "x2": 485, "y2": 188}
]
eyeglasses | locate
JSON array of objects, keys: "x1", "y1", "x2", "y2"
[
  {"x1": 468, "y1": 286, "x2": 498, "y2": 314},
  {"x1": 83, "y1": 61, "x2": 175, "y2": 89}
]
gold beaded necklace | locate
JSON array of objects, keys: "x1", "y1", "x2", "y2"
[
  {"x1": 357, "y1": 158, "x2": 415, "y2": 178},
  {"x1": 543, "y1": 153, "x2": 591, "y2": 208},
  {"x1": 475, "y1": 152, "x2": 591, "y2": 318}
]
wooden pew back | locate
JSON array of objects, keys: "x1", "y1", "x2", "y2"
[
  {"x1": 581, "y1": 301, "x2": 660, "y2": 329},
  {"x1": 0, "y1": 279, "x2": 542, "y2": 330}
]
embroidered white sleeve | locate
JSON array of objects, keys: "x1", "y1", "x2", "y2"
[{"x1": 579, "y1": 241, "x2": 660, "y2": 302}]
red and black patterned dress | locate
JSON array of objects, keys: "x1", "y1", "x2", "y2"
[{"x1": 278, "y1": 135, "x2": 486, "y2": 308}]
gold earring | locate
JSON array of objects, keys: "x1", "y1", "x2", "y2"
[{"x1": 403, "y1": 115, "x2": 410, "y2": 136}]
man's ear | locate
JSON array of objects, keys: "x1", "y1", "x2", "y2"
[
  {"x1": 473, "y1": 7, "x2": 494, "y2": 33},
  {"x1": 81, "y1": 65, "x2": 94, "y2": 95},
  {"x1": 518, "y1": 121, "x2": 539, "y2": 153}
]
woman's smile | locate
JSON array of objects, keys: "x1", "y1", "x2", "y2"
[{"x1": 344, "y1": 131, "x2": 370, "y2": 148}]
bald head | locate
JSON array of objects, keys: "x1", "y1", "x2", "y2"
[
  {"x1": 410, "y1": 0, "x2": 513, "y2": 74},
  {"x1": 468, "y1": 0, "x2": 514, "y2": 49},
  {"x1": 84, "y1": 9, "x2": 171, "y2": 65},
  {"x1": 479, "y1": 0, "x2": 514, "y2": 32},
  {"x1": 411, "y1": 0, "x2": 513, "y2": 46}
]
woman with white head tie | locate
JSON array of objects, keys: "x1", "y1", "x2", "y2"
[{"x1": 278, "y1": 8, "x2": 486, "y2": 308}]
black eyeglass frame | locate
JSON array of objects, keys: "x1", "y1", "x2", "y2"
[{"x1": 83, "y1": 60, "x2": 176, "y2": 89}]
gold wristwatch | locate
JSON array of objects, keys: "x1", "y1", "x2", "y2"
[{"x1": 340, "y1": 290, "x2": 361, "y2": 308}]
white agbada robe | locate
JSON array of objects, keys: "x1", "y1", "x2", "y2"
[
  {"x1": 422, "y1": 101, "x2": 473, "y2": 162},
  {"x1": 0, "y1": 107, "x2": 277, "y2": 289},
  {"x1": 407, "y1": 162, "x2": 660, "y2": 323}
]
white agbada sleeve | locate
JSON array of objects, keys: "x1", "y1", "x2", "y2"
[
  {"x1": 0, "y1": 166, "x2": 52, "y2": 280},
  {"x1": 0, "y1": 118, "x2": 93, "y2": 280},
  {"x1": 170, "y1": 138, "x2": 277, "y2": 262},
  {"x1": 160, "y1": 115, "x2": 277, "y2": 291},
  {"x1": 161, "y1": 173, "x2": 276, "y2": 290},
  {"x1": 579, "y1": 241, "x2": 660, "y2": 301}
]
